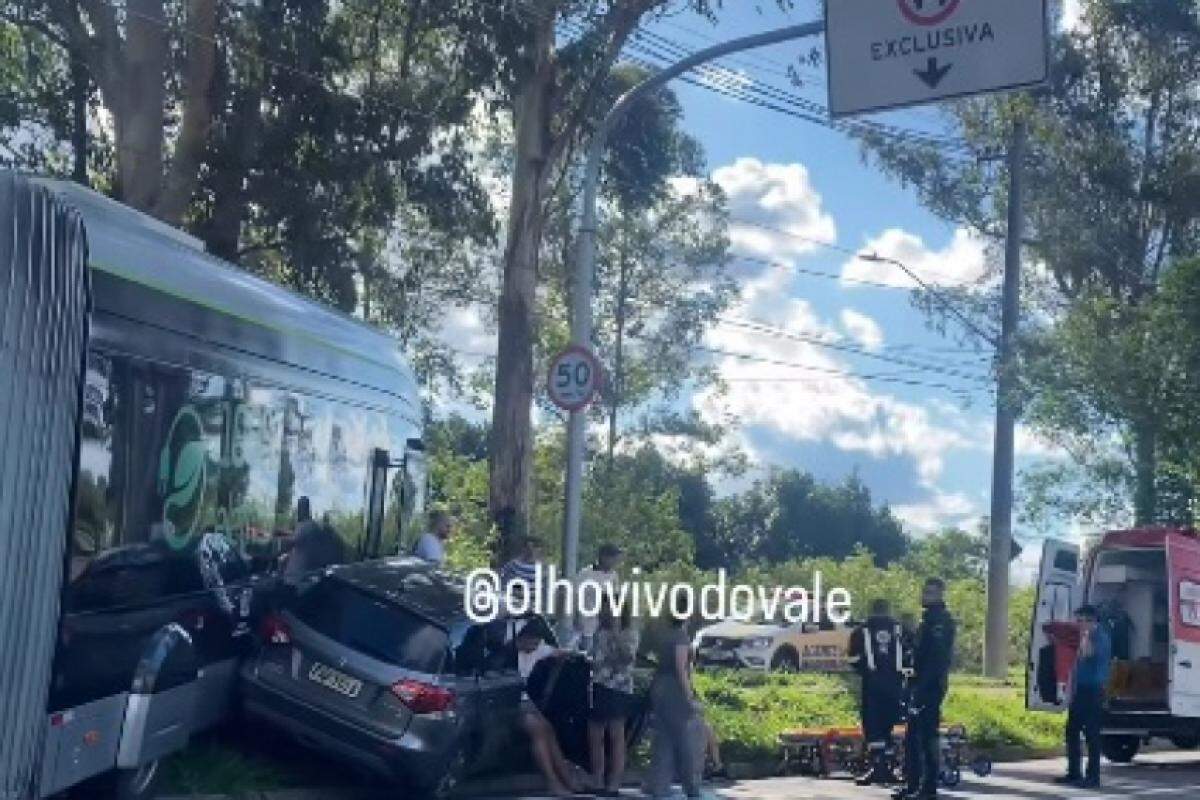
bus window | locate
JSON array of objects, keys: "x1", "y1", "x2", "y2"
[
  {"x1": 279, "y1": 395, "x2": 374, "y2": 561},
  {"x1": 69, "y1": 353, "x2": 229, "y2": 611}
]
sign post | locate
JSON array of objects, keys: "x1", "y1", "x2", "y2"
[{"x1": 825, "y1": 0, "x2": 1048, "y2": 117}]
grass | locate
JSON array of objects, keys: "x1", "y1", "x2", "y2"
[
  {"x1": 163, "y1": 670, "x2": 1064, "y2": 795},
  {"x1": 694, "y1": 669, "x2": 1065, "y2": 764},
  {"x1": 160, "y1": 725, "x2": 362, "y2": 797}
]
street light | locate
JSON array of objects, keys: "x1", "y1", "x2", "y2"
[
  {"x1": 857, "y1": 252, "x2": 998, "y2": 347},
  {"x1": 562, "y1": 20, "x2": 828, "y2": 580}
]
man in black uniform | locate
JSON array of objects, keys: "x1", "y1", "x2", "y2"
[
  {"x1": 849, "y1": 599, "x2": 906, "y2": 785},
  {"x1": 896, "y1": 578, "x2": 956, "y2": 800}
]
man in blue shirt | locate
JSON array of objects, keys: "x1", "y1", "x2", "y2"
[{"x1": 1057, "y1": 605, "x2": 1112, "y2": 788}]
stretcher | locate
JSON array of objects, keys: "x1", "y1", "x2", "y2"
[{"x1": 777, "y1": 723, "x2": 993, "y2": 786}]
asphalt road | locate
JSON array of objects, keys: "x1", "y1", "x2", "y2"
[{"x1": 469, "y1": 751, "x2": 1200, "y2": 800}]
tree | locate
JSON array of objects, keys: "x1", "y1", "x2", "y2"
[
  {"x1": 707, "y1": 469, "x2": 909, "y2": 571},
  {"x1": 18, "y1": 0, "x2": 221, "y2": 220},
  {"x1": 903, "y1": 527, "x2": 989, "y2": 582},
  {"x1": 5, "y1": 1, "x2": 503, "y2": 388},
  {"x1": 1022, "y1": 257, "x2": 1200, "y2": 527},
  {"x1": 483, "y1": 0, "x2": 785, "y2": 547},
  {"x1": 536, "y1": 66, "x2": 734, "y2": 464},
  {"x1": 859, "y1": 0, "x2": 1200, "y2": 524}
]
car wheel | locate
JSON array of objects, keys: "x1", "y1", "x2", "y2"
[
  {"x1": 1101, "y1": 735, "x2": 1140, "y2": 764},
  {"x1": 770, "y1": 649, "x2": 800, "y2": 673}
]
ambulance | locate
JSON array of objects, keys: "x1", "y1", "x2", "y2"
[{"x1": 1028, "y1": 528, "x2": 1200, "y2": 762}]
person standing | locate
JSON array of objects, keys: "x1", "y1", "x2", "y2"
[
  {"x1": 413, "y1": 510, "x2": 454, "y2": 566},
  {"x1": 587, "y1": 601, "x2": 639, "y2": 797},
  {"x1": 500, "y1": 536, "x2": 545, "y2": 612},
  {"x1": 577, "y1": 543, "x2": 622, "y2": 650},
  {"x1": 849, "y1": 598, "x2": 905, "y2": 785},
  {"x1": 647, "y1": 597, "x2": 701, "y2": 800},
  {"x1": 896, "y1": 578, "x2": 956, "y2": 800},
  {"x1": 1056, "y1": 605, "x2": 1112, "y2": 789}
]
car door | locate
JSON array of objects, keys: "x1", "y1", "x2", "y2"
[
  {"x1": 1027, "y1": 538, "x2": 1080, "y2": 711},
  {"x1": 1168, "y1": 532, "x2": 1200, "y2": 717}
]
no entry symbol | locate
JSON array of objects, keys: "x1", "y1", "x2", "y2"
[{"x1": 897, "y1": 0, "x2": 962, "y2": 27}]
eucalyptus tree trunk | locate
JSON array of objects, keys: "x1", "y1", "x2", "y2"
[{"x1": 489, "y1": 12, "x2": 557, "y2": 550}]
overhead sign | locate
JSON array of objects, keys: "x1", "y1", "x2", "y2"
[
  {"x1": 825, "y1": 0, "x2": 1049, "y2": 118},
  {"x1": 547, "y1": 345, "x2": 602, "y2": 412}
]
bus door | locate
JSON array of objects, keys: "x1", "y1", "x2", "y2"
[
  {"x1": 1028, "y1": 538, "x2": 1080, "y2": 711},
  {"x1": 1168, "y1": 533, "x2": 1200, "y2": 717},
  {"x1": 0, "y1": 174, "x2": 91, "y2": 796}
]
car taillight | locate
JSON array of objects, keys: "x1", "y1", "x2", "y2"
[
  {"x1": 260, "y1": 613, "x2": 292, "y2": 645},
  {"x1": 391, "y1": 679, "x2": 454, "y2": 714}
]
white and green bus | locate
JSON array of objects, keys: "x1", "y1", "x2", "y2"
[{"x1": 0, "y1": 174, "x2": 428, "y2": 799}]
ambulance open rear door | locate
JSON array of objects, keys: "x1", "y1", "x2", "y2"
[{"x1": 1028, "y1": 539, "x2": 1080, "y2": 711}]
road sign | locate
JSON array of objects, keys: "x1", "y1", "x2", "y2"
[
  {"x1": 547, "y1": 345, "x2": 602, "y2": 412},
  {"x1": 825, "y1": 0, "x2": 1048, "y2": 118}
]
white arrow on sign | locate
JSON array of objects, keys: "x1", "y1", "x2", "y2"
[
  {"x1": 825, "y1": 0, "x2": 1049, "y2": 118},
  {"x1": 547, "y1": 346, "x2": 603, "y2": 412}
]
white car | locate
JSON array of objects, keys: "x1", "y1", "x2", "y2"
[{"x1": 693, "y1": 616, "x2": 853, "y2": 672}]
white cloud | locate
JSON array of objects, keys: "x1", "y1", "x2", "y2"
[
  {"x1": 842, "y1": 227, "x2": 990, "y2": 289},
  {"x1": 711, "y1": 158, "x2": 837, "y2": 262},
  {"x1": 696, "y1": 268, "x2": 977, "y2": 488},
  {"x1": 893, "y1": 490, "x2": 980, "y2": 534},
  {"x1": 1061, "y1": 0, "x2": 1085, "y2": 32},
  {"x1": 840, "y1": 309, "x2": 884, "y2": 352}
]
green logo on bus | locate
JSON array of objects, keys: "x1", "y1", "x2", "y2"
[{"x1": 158, "y1": 406, "x2": 207, "y2": 550}]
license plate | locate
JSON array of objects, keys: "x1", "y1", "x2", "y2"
[
  {"x1": 701, "y1": 648, "x2": 733, "y2": 661},
  {"x1": 308, "y1": 662, "x2": 363, "y2": 698}
]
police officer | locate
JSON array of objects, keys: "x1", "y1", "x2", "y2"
[
  {"x1": 896, "y1": 578, "x2": 956, "y2": 800},
  {"x1": 849, "y1": 598, "x2": 906, "y2": 785}
]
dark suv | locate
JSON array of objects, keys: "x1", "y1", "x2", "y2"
[{"x1": 239, "y1": 558, "x2": 581, "y2": 797}]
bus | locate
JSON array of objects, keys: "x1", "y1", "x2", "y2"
[{"x1": 0, "y1": 173, "x2": 428, "y2": 799}]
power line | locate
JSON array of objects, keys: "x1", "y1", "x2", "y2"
[
  {"x1": 717, "y1": 318, "x2": 993, "y2": 380},
  {"x1": 695, "y1": 345, "x2": 987, "y2": 396},
  {"x1": 624, "y1": 26, "x2": 976, "y2": 157}
]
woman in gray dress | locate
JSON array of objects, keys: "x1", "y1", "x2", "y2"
[{"x1": 647, "y1": 598, "x2": 701, "y2": 799}]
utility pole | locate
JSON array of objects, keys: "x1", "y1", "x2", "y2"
[
  {"x1": 984, "y1": 116, "x2": 1026, "y2": 678},
  {"x1": 562, "y1": 20, "x2": 827, "y2": 580}
]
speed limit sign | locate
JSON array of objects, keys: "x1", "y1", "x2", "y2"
[{"x1": 547, "y1": 346, "x2": 602, "y2": 411}]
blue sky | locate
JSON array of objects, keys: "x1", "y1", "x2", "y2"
[
  {"x1": 636, "y1": 1, "x2": 1013, "y2": 534},
  {"x1": 440, "y1": 1, "x2": 1086, "y2": 578}
]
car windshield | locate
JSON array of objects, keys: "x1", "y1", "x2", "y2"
[{"x1": 292, "y1": 579, "x2": 449, "y2": 674}]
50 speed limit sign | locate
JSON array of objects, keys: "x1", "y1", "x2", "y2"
[{"x1": 547, "y1": 345, "x2": 603, "y2": 412}]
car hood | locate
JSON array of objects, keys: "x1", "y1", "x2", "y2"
[{"x1": 698, "y1": 621, "x2": 781, "y2": 640}]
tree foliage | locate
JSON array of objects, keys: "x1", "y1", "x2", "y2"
[{"x1": 858, "y1": 0, "x2": 1200, "y2": 525}]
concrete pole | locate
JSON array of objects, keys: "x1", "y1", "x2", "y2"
[
  {"x1": 984, "y1": 117, "x2": 1026, "y2": 678},
  {"x1": 562, "y1": 20, "x2": 827, "y2": 579}
]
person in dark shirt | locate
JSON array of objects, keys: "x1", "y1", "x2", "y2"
[
  {"x1": 1056, "y1": 605, "x2": 1112, "y2": 789},
  {"x1": 895, "y1": 578, "x2": 956, "y2": 800},
  {"x1": 849, "y1": 599, "x2": 906, "y2": 785}
]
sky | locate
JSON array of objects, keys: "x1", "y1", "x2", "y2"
[{"x1": 440, "y1": 0, "x2": 1089, "y2": 582}]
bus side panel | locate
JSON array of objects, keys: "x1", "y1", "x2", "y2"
[
  {"x1": 38, "y1": 694, "x2": 127, "y2": 796},
  {"x1": 0, "y1": 175, "x2": 90, "y2": 798}
]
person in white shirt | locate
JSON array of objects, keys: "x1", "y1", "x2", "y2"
[
  {"x1": 515, "y1": 620, "x2": 584, "y2": 797},
  {"x1": 413, "y1": 510, "x2": 454, "y2": 566},
  {"x1": 575, "y1": 543, "x2": 622, "y2": 650}
]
